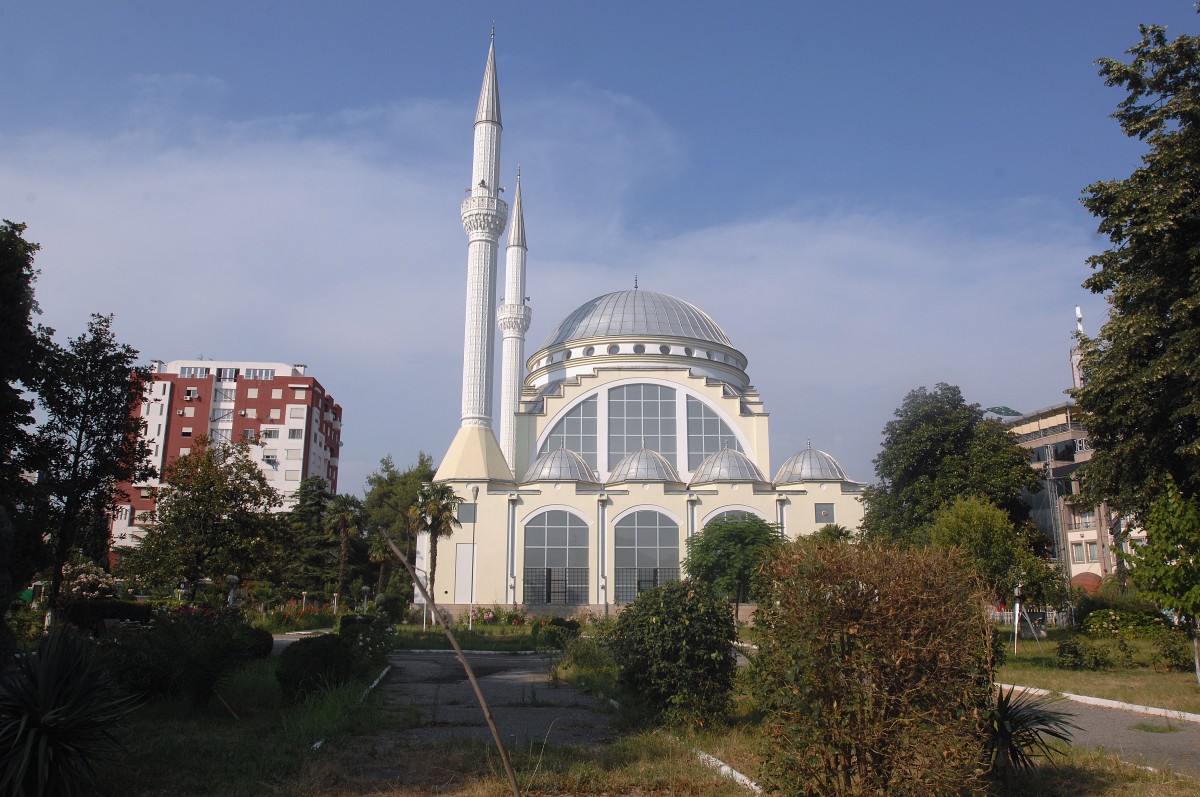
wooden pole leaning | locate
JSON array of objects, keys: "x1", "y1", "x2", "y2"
[{"x1": 380, "y1": 531, "x2": 521, "y2": 797}]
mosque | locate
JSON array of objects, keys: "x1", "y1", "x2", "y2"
[{"x1": 420, "y1": 36, "x2": 864, "y2": 615}]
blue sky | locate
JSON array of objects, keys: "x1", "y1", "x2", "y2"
[{"x1": 2, "y1": 2, "x2": 1195, "y2": 494}]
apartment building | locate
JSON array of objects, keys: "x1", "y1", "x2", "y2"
[{"x1": 110, "y1": 359, "x2": 342, "y2": 553}]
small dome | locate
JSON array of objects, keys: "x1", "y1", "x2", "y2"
[
  {"x1": 607, "y1": 447, "x2": 681, "y2": 484},
  {"x1": 690, "y1": 448, "x2": 766, "y2": 485},
  {"x1": 543, "y1": 290, "x2": 732, "y2": 348},
  {"x1": 775, "y1": 447, "x2": 850, "y2": 484},
  {"x1": 525, "y1": 448, "x2": 599, "y2": 483}
]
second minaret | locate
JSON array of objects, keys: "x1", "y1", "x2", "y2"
[{"x1": 497, "y1": 171, "x2": 530, "y2": 472}]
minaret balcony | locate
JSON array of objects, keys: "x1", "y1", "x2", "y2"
[
  {"x1": 461, "y1": 196, "x2": 509, "y2": 236},
  {"x1": 497, "y1": 304, "x2": 532, "y2": 333}
]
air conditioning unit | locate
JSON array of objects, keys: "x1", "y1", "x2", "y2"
[
  {"x1": 183, "y1": 395, "x2": 192, "y2": 401},
  {"x1": 238, "y1": 410, "x2": 247, "y2": 417},
  {"x1": 177, "y1": 410, "x2": 185, "y2": 416}
]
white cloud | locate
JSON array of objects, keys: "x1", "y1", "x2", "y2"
[{"x1": 0, "y1": 81, "x2": 1105, "y2": 492}]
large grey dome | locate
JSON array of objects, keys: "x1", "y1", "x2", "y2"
[
  {"x1": 774, "y1": 447, "x2": 850, "y2": 484},
  {"x1": 543, "y1": 290, "x2": 732, "y2": 348},
  {"x1": 607, "y1": 447, "x2": 682, "y2": 484},
  {"x1": 525, "y1": 448, "x2": 599, "y2": 483},
  {"x1": 690, "y1": 448, "x2": 766, "y2": 485}
]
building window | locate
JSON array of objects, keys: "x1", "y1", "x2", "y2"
[
  {"x1": 289, "y1": 406, "x2": 306, "y2": 419},
  {"x1": 216, "y1": 367, "x2": 237, "y2": 381},
  {"x1": 1086, "y1": 542, "x2": 1100, "y2": 562},
  {"x1": 261, "y1": 429, "x2": 279, "y2": 439},
  {"x1": 269, "y1": 408, "x2": 281, "y2": 420},
  {"x1": 286, "y1": 449, "x2": 302, "y2": 460},
  {"x1": 288, "y1": 428, "x2": 303, "y2": 439},
  {"x1": 1076, "y1": 508, "x2": 1096, "y2": 529},
  {"x1": 178, "y1": 447, "x2": 190, "y2": 456},
  {"x1": 686, "y1": 396, "x2": 741, "y2": 469},
  {"x1": 211, "y1": 428, "x2": 231, "y2": 445},
  {"x1": 1071, "y1": 543, "x2": 1084, "y2": 564},
  {"x1": 214, "y1": 387, "x2": 235, "y2": 402},
  {"x1": 539, "y1": 396, "x2": 597, "y2": 469},
  {"x1": 183, "y1": 387, "x2": 199, "y2": 399},
  {"x1": 815, "y1": 504, "x2": 835, "y2": 524},
  {"x1": 178, "y1": 366, "x2": 209, "y2": 378},
  {"x1": 183, "y1": 406, "x2": 195, "y2": 418},
  {"x1": 284, "y1": 470, "x2": 300, "y2": 481},
  {"x1": 246, "y1": 388, "x2": 259, "y2": 399},
  {"x1": 243, "y1": 368, "x2": 276, "y2": 381},
  {"x1": 522, "y1": 510, "x2": 589, "y2": 605},
  {"x1": 243, "y1": 429, "x2": 256, "y2": 440},
  {"x1": 271, "y1": 388, "x2": 283, "y2": 400},
  {"x1": 633, "y1": 344, "x2": 646, "y2": 354},
  {"x1": 608, "y1": 384, "x2": 676, "y2": 470},
  {"x1": 181, "y1": 427, "x2": 193, "y2": 438},
  {"x1": 614, "y1": 510, "x2": 680, "y2": 604},
  {"x1": 244, "y1": 408, "x2": 257, "y2": 419}
]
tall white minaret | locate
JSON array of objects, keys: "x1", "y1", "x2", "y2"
[
  {"x1": 436, "y1": 31, "x2": 515, "y2": 482},
  {"x1": 497, "y1": 170, "x2": 531, "y2": 472}
]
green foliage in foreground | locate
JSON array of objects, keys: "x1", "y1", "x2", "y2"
[
  {"x1": 0, "y1": 631, "x2": 140, "y2": 797},
  {"x1": 609, "y1": 579, "x2": 737, "y2": 727}
]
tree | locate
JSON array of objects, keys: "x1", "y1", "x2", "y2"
[
  {"x1": 362, "y1": 453, "x2": 435, "y2": 594},
  {"x1": 1125, "y1": 479, "x2": 1200, "y2": 684},
  {"x1": 406, "y1": 482, "x2": 461, "y2": 602},
  {"x1": 0, "y1": 221, "x2": 45, "y2": 662},
  {"x1": 1074, "y1": 18, "x2": 1200, "y2": 514},
  {"x1": 326, "y1": 493, "x2": 364, "y2": 603},
  {"x1": 279, "y1": 476, "x2": 337, "y2": 594},
  {"x1": 118, "y1": 437, "x2": 279, "y2": 592},
  {"x1": 684, "y1": 515, "x2": 783, "y2": 615},
  {"x1": 861, "y1": 384, "x2": 1041, "y2": 546},
  {"x1": 28, "y1": 314, "x2": 153, "y2": 609},
  {"x1": 927, "y1": 496, "x2": 1062, "y2": 604}
]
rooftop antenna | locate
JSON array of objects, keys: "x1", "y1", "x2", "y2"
[
  {"x1": 1075, "y1": 305, "x2": 1084, "y2": 335},
  {"x1": 634, "y1": 275, "x2": 638, "y2": 290}
]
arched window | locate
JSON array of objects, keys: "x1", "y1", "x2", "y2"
[
  {"x1": 523, "y1": 510, "x2": 589, "y2": 605},
  {"x1": 614, "y1": 510, "x2": 680, "y2": 603},
  {"x1": 539, "y1": 396, "x2": 597, "y2": 468},
  {"x1": 608, "y1": 384, "x2": 677, "y2": 470},
  {"x1": 686, "y1": 396, "x2": 742, "y2": 469},
  {"x1": 704, "y1": 509, "x2": 756, "y2": 528}
]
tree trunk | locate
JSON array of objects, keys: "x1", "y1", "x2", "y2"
[
  {"x1": 1193, "y1": 621, "x2": 1199, "y2": 687},
  {"x1": 428, "y1": 533, "x2": 439, "y2": 604}
]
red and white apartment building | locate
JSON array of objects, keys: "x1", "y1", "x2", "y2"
[{"x1": 110, "y1": 359, "x2": 342, "y2": 555}]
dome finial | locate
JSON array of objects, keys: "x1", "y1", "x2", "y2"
[{"x1": 634, "y1": 274, "x2": 638, "y2": 291}]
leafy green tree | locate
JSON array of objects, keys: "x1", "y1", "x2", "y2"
[
  {"x1": 0, "y1": 221, "x2": 45, "y2": 661},
  {"x1": 927, "y1": 496, "x2": 1062, "y2": 604},
  {"x1": 813, "y1": 523, "x2": 854, "y2": 544},
  {"x1": 362, "y1": 453, "x2": 435, "y2": 594},
  {"x1": 118, "y1": 437, "x2": 279, "y2": 592},
  {"x1": 1126, "y1": 479, "x2": 1200, "y2": 684},
  {"x1": 278, "y1": 476, "x2": 337, "y2": 594},
  {"x1": 861, "y1": 384, "x2": 1040, "y2": 546},
  {"x1": 684, "y1": 515, "x2": 783, "y2": 614},
  {"x1": 406, "y1": 482, "x2": 461, "y2": 602},
  {"x1": 27, "y1": 314, "x2": 154, "y2": 610},
  {"x1": 1074, "y1": 18, "x2": 1200, "y2": 513}
]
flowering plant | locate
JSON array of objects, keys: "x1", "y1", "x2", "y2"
[{"x1": 61, "y1": 561, "x2": 119, "y2": 601}]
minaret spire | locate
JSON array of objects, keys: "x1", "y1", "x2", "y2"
[
  {"x1": 498, "y1": 170, "x2": 532, "y2": 472},
  {"x1": 437, "y1": 30, "x2": 513, "y2": 483}
]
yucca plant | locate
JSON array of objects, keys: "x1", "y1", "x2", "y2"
[
  {"x1": 985, "y1": 684, "x2": 1079, "y2": 780},
  {"x1": 0, "y1": 630, "x2": 139, "y2": 796}
]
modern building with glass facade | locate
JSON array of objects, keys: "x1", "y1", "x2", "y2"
[{"x1": 422, "y1": 37, "x2": 864, "y2": 616}]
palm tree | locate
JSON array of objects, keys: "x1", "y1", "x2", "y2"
[
  {"x1": 406, "y1": 483, "x2": 462, "y2": 603},
  {"x1": 325, "y1": 494, "x2": 362, "y2": 607}
]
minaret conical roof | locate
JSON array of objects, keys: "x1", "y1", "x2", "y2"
[
  {"x1": 507, "y1": 170, "x2": 526, "y2": 248},
  {"x1": 476, "y1": 36, "x2": 502, "y2": 126}
]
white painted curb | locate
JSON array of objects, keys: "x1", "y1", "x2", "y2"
[
  {"x1": 999, "y1": 682, "x2": 1200, "y2": 724},
  {"x1": 695, "y1": 749, "x2": 763, "y2": 794}
]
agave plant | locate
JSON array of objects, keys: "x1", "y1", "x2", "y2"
[
  {"x1": 0, "y1": 631, "x2": 139, "y2": 796},
  {"x1": 986, "y1": 684, "x2": 1079, "y2": 779}
]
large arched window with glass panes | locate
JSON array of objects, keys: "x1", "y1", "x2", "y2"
[
  {"x1": 538, "y1": 396, "x2": 597, "y2": 469},
  {"x1": 608, "y1": 384, "x2": 676, "y2": 469},
  {"x1": 686, "y1": 396, "x2": 742, "y2": 469},
  {"x1": 613, "y1": 510, "x2": 680, "y2": 603},
  {"x1": 522, "y1": 510, "x2": 589, "y2": 605}
]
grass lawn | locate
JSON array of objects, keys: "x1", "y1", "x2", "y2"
[
  {"x1": 390, "y1": 622, "x2": 539, "y2": 651},
  {"x1": 997, "y1": 626, "x2": 1200, "y2": 714},
  {"x1": 94, "y1": 659, "x2": 399, "y2": 796}
]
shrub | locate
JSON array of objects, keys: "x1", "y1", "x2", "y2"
[
  {"x1": 245, "y1": 625, "x2": 276, "y2": 660},
  {"x1": 1083, "y1": 608, "x2": 1166, "y2": 638},
  {"x1": 276, "y1": 634, "x2": 362, "y2": 703},
  {"x1": 1055, "y1": 634, "x2": 1115, "y2": 670},
  {"x1": 60, "y1": 560, "x2": 120, "y2": 601},
  {"x1": 99, "y1": 606, "x2": 263, "y2": 707},
  {"x1": 609, "y1": 579, "x2": 736, "y2": 726},
  {"x1": 1149, "y1": 626, "x2": 1193, "y2": 672},
  {"x1": 753, "y1": 540, "x2": 992, "y2": 796},
  {"x1": 533, "y1": 616, "x2": 581, "y2": 650},
  {"x1": 337, "y1": 615, "x2": 393, "y2": 664},
  {"x1": 985, "y1": 685, "x2": 1078, "y2": 781},
  {"x1": 0, "y1": 631, "x2": 139, "y2": 796}
]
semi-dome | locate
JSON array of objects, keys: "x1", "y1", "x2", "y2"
[
  {"x1": 774, "y1": 446, "x2": 850, "y2": 484},
  {"x1": 690, "y1": 448, "x2": 766, "y2": 485},
  {"x1": 543, "y1": 290, "x2": 732, "y2": 348},
  {"x1": 607, "y1": 447, "x2": 681, "y2": 484},
  {"x1": 525, "y1": 447, "x2": 599, "y2": 483}
]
